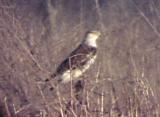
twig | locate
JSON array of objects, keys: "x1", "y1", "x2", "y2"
[
  {"x1": 130, "y1": 0, "x2": 160, "y2": 39},
  {"x1": 13, "y1": 103, "x2": 31, "y2": 114},
  {"x1": 101, "y1": 89, "x2": 104, "y2": 117},
  {"x1": 56, "y1": 86, "x2": 65, "y2": 117},
  {"x1": 95, "y1": 0, "x2": 108, "y2": 35},
  {"x1": 4, "y1": 96, "x2": 11, "y2": 117},
  {"x1": 37, "y1": 83, "x2": 53, "y2": 116}
]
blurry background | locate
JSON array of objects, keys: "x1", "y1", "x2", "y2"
[{"x1": 0, "y1": 0, "x2": 160, "y2": 116}]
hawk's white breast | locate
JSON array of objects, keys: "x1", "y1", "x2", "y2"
[{"x1": 60, "y1": 55, "x2": 97, "y2": 83}]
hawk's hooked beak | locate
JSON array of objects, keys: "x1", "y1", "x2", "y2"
[{"x1": 89, "y1": 31, "x2": 101, "y2": 38}]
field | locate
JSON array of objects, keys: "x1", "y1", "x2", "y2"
[{"x1": 0, "y1": 0, "x2": 160, "y2": 116}]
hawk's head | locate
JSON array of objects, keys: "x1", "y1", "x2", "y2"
[{"x1": 84, "y1": 30, "x2": 101, "y2": 47}]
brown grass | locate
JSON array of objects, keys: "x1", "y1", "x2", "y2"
[{"x1": 0, "y1": 0, "x2": 160, "y2": 116}]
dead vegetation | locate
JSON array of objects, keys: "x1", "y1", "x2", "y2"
[{"x1": 0, "y1": 0, "x2": 160, "y2": 116}]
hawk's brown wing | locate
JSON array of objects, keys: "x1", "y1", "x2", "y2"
[{"x1": 54, "y1": 44, "x2": 97, "y2": 76}]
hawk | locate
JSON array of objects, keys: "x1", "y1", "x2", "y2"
[{"x1": 50, "y1": 31, "x2": 101, "y2": 83}]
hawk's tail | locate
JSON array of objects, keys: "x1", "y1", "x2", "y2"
[
  {"x1": 44, "y1": 73, "x2": 59, "y2": 91},
  {"x1": 45, "y1": 73, "x2": 57, "y2": 82}
]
